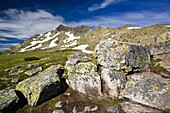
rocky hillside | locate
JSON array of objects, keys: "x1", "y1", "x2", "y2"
[
  {"x1": 0, "y1": 24, "x2": 170, "y2": 113},
  {"x1": 8, "y1": 24, "x2": 170, "y2": 53}
]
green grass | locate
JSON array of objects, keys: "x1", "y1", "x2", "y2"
[{"x1": 0, "y1": 50, "x2": 76, "y2": 90}]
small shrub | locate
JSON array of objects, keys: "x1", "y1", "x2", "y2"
[{"x1": 24, "y1": 57, "x2": 40, "y2": 61}]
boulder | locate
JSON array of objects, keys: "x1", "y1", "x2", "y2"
[
  {"x1": 106, "y1": 105, "x2": 123, "y2": 113},
  {"x1": 95, "y1": 38, "x2": 150, "y2": 72},
  {"x1": 150, "y1": 32, "x2": 170, "y2": 55},
  {"x1": 65, "y1": 53, "x2": 91, "y2": 67},
  {"x1": 0, "y1": 89, "x2": 19, "y2": 112},
  {"x1": 9, "y1": 69, "x2": 24, "y2": 76},
  {"x1": 24, "y1": 67, "x2": 43, "y2": 76},
  {"x1": 121, "y1": 102, "x2": 162, "y2": 113},
  {"x1": 65, "y1": 53, "x2": 102, "y2": 98},
  {"x1": 101, "y1": 68, "x2": 126, "y2": 99},
  {"x1": 122, "y1": 72, "x2": 170, "y2": 110},
  {"x1": 16, "y1": 65, "x2": 66, "y2": 106}
]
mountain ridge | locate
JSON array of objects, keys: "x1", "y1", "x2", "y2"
[{"x1": 7, "y1": 24, "x2": 170, "y2": 53}]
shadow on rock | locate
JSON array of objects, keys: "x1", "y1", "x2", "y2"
[
  {"x1": 37, "y1": 78, "x2": 69, "y2": 105},
  {"x1": 1, "y1": 91, "x2": 27, "y2": 113}
]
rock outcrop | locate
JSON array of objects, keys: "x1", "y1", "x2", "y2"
[
  {"x1": 24, "y1": 67, "x2": 43, "y2": 76},
  {"x1": 16, "y1": 65, "x2": 67, "y2": 106},
  {"x1": 0, "y1": 89, "x2": 19, "y2": 112},
  {"x1": 65, "y1": 53, "x2": 102, "y2": 98},
  {"x1": 122, "y1": 72, "x2": 170, "y2": 110},
  {"x1": 95, "y1": 38, "x2": 150, "y2": 73},
  {"x1": 101, "y1": 68, "x2": 126, "y2": 99},
  {"x1": 121, "y1": 102, "x2": 162, "y2": 113},
  {"x1": 150, "y1": 32, "x2": 170, "y2": 55}
]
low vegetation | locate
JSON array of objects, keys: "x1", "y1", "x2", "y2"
[{"x1": 0, "y1": 50, "x2": 76, "y2": 90}]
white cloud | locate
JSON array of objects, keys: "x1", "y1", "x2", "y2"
[
  {"x1": 1, "y1": 9, "x2": 170, "y2": 41},
  {"x1": 0, "y1": 9, "x2": 65, "y2": 39},
  {"x1": 88, "y1": 0, "x2": 123, "y2": 12},
  {"x1": 0, "y1": 38, "x2": 9, "y2": 41},
  {"x1": 67, "y1": 11, "x2": 170, "y2": 27}
]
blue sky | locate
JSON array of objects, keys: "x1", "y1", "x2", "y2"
[{"x1": 0, "y1": 0, "x2": 170, "y2": 51}]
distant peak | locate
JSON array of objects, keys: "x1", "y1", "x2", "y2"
[{"x1": 55, "y1": 24, "x2": 91, "y2": 34}]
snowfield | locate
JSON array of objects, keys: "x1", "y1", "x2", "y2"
[
  {"x1": 127, "y1": 27, "x2": 141, "y2": 30},
  {"x1": 72, "y1": 44, "x2": 93, "y2": 54},
  {"x1": 63, "y1": 32, "x2": 80, "y2": 43},
  {"x1": 20, "y1": 32, "x2": 60, "y2": 52},
  {"x1": 165, "y1": 25, "x2": 170, "y2": 28}
]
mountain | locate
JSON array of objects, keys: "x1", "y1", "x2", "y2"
[
  {"x1": 1, "y1": 24, "x2": 170, "y2": 113},
  {"x1": 8, "y1": 24, "x2": 170, "y2": 53}
]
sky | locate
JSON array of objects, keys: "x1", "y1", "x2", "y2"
[{"x1": 0, "y1": 0, "x2": 170, "y2": 51}]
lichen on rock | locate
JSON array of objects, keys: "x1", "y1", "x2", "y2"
[
  {"x1": 65, "y1": 53, "x2": 102, "y2": 98},
  {"x1": 150, "y1": 32, "x2": 170, "y2": 55},
  {"x1": 101, "y1": 67, "x2": 126, "y2": 99},
  {"x1": 122, "y1": 72, "x2": 170, "y2": 110},
  {"x1": 16, "y1": 65, "x2": 64, "y2": 106},
  {"x1": 0, "y1": 89, "x2": 19, "y2": 112},
  {"x1": 95, "y1": 38, "x2": 150, "y2": 73}
]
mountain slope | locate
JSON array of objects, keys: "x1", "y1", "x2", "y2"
[{"x1": 8, "y1": 24, "x2": 170, "y2": 53}]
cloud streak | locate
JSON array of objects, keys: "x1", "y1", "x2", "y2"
[
  {"x1": 0, "y1": 8, "x2": 170, "y2": 52},
  {"x1": 68, "y1": 11, "x2": 170, "y2": 27},
  {"x1": 88, "y1": 0, "x2": 123, "y2": 12},
  {"x1": 0, "y1": 9, "x2": 64, "y2": 39}
]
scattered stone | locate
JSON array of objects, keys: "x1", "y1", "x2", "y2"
[
  {"x1": 101, "y1": 67, "x2": 126, "y2": 99},
  {"x1": 4, "y1": 65, "x2": 21, "y2": 72},
  {"x1": 26, "y1": 63, "x2": 39, "y2": 68},
  {"x1": 24, "y1": 67, "x2": 43, "y2": 76},
  {"x1": 95, "y1": 38, "x2": 150, "y2": 72},
  {"x1": 66, "y1": 53, "x2": 102, "y2": 98},
  {"x1": 16, "y1": 65, "x2": 66, "y2": 106},
  {"x1": 52, "y1": 110, "x2": 65, "y2": 113},
  {"x1": 121, "y1": 102, "x2": 162, "y2": 113},
  {"x1": 11, "y1": 78, "x2": 19, "y2": 83},
  {"x1": 55, "y1": 101, "x2": 63, "y2": 108},
  {"x1": 9, "y1": 69, "x2": 24, "y2": 76},
  {"x1": 45, "y1": 63, "x2": 53, "y2": 66},
  {"x1": 72, "y1": 106, "x2": 77, "y2": 113},
  {"x1": 40, "y1": 57, "x2": 51, "y2": 61},
  {"x1": 122, "y1": 72, "x2": 170, "y2": 110},
  {"x1": 0, "y1": 89, "x2": 19, "y2": 112},
  {"x1": 64, "y1": 92, "x2": 71, "y2": 96},
  {"x1": 106, "y1": 105, "x2": 122, "y2": 113},
  {"x1": 84, "y1": 106, "x2": 91, "y2": 112},
  {"x1": 90, "y1": 106, "x2": 98, "y2": 111}
]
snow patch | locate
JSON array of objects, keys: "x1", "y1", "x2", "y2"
[
  {"x1": 72, "y1": 44, "x2": 93, "y2": 54},
  {"x1": 49, "y1": 37, "x2": 59, "y2": 47},
  {"x1": 165, "y1": 25, "x2": 170, "y2": 28},
  {"x1": 127, "y1": 27, "x2": 141, "y2": 30},
  {"x1": 63, "y1": 32, "x2": 80, "y2": 43},
  {"x1": 20, "y1": 32, "x2": 60, "y2": 52}
]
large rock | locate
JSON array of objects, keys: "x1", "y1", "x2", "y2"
[
  {"x1": 24, "y1": 67, "x2": 43, "y2": 76},
  {"x1": 0, "y1": 89, "x2": 19, "y2": 112},
  {"x1": 121, "y1": 102, "x2": 162, "y2": 113},
  {"x1": 95, "y1": 38, "x2": 150, "y2": 72},
  {"x1": 101, "y1": 68, "x2": 126, "y2": 99},
  {"x1": 16, "y1": 65, "x2": 66, "y2": 106},
  {"x1": 150, "y1": 32, "x2": 170, "y2": 55},
  {"x1": 65, "y1": 53, "x2": 102, "y2": 98},
  {"x1": 122, "y1": 72, "x2": 170, "y2": 110}
]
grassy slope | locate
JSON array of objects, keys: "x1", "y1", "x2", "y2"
[{"x1": 0, "y1": 50, "x2": 76, "y2": 90}]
